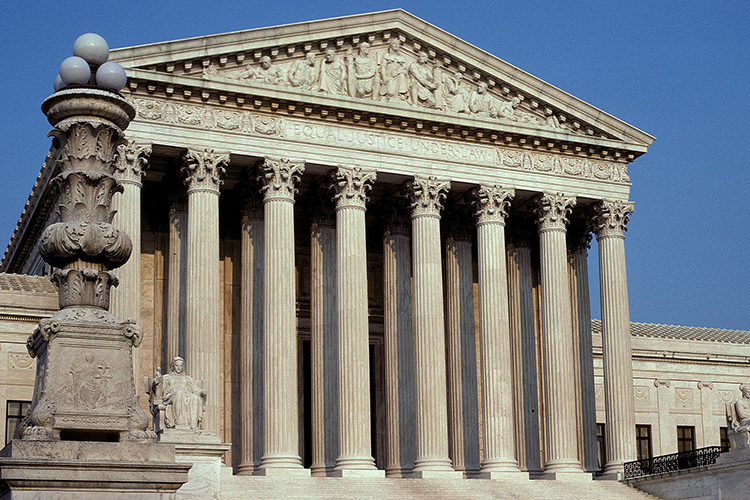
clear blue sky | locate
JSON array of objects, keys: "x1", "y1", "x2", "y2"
[{"x1": 1, "y1": 1, "x2": 748, "y2": 330}]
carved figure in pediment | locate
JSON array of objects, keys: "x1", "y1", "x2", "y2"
[
  {"x1": 202, "y1": 63, "x2": 219, "y2": 79},
  {"x1": 288, "y1": 52, "x2": 317, "y2": 91},
  {"x1": 347, "y1": 42, "x2": 380, "y2": 99},
  {"x1": 315, "y1": 48, "x2": 347, "y2": 95},
  {"x1": 408, "y1": 51, "x2": 439, "y2": 108},
  {"x1": 244, "y1": 55, "x2": 285, "y2": 86},
  {"x1": 469, "y1": 82, "x2": 498, "y2": 118},
  {"x1": 438, "y1": 71, "x2": 469, "y2": 113},
  {"x1": 148, "y1": 356, "x2": 206, "y2": 430},
  {"x1": 498, "y1": 96, "x2": 521, "y2": 120},
  {"x1": 379, "y1": 39, "x2": 409, "y2": 102}
]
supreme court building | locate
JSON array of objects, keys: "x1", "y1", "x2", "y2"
[{"x1": 2, "y1": 10, "x2": 747, "y2": 491}]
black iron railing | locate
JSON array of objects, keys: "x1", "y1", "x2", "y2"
[{"x1": 624, "y1": 446, "x2": 729, "y2": 479}]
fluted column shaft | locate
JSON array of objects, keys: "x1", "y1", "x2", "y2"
[
  {"x1": 444, "y1": 232, "x2": 480, "y2": 475},
  {"x1": 472, "y1": 186, "x2": 520, "y2": 473},
  {"x1": 260, "y1": 158, "x2": 304, "y2": 469},
  {"x1": 568, "y1": 235, "x2": 599, "y2": 473},
  {"x1": 506, "y1": 239, "x2": 542, "y2": 473},
  {"x1": 383, "y1": 220, "x2": 415, "y2": 477},
  {"x1": 594, "y1": 200, "x2": 636, "y2": 475},
  {"x1": 238, "y1": 187, "x2": 264, "y2": 475},
  {"x1": 182, "y1": 149, "x2": 228, "y2": 434},
  {"x1": 112, "y1": 141, "x2": 151, "y2": 386},
  {"x1": 166, "y1": 202, "x2": 187, "y2": 366},
  {"x1": 409, "y1": 177, "x2": 453, "y2": 472},
  {"x1": 534, "y1": 193, "x2": 582, "y2": 474},
  {"x1": 332, "y1": 167, "x2": 378, "y2": 471}
]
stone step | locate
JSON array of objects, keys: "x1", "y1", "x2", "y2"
[{"x1": 219, "y1": 475, "x2": 664, "y2": 500}]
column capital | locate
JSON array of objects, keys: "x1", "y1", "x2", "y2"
[
  {"x1": 567, "y1": 219, "x2": 592, "y2": 256},
  {"x1": 377, "y1": 190, "x2": 411, "y2": 237},
  {"x1": 163, "y1": 172, "x2": 188, "y2": 213},
  {"x1": 408, "y1": 176, "x2": 450, "y2": 219},
  {"x1": 471, "y1": 185, "x2": 515, "y2": 226},
  {"x1": 306, "y1": 183, "x2": 336, "y2": 229},
  {"x1": 505, "y1": 214, "x2": 535, "y2": 248},
  {"x1": 114, "y1": 140, "x2": 151, "y2": 187},
  {"x1": 331, "y1": 166, "x2": 377, "y2": 210},
  {"x1": 443, "y1": 203, "x2": 473, "y2": 242},
  {"x1": 592, "y1": 200, "x2": 634, "y2": 240},
  {"x1": 181, "y1": 148, "x2": 229, "y2": 194},
  {"x1": 534, "y1": 193, "x2": 576, "y2": 232},
  {"x1": 260, "y1": 157, "x2": 304, "y2": 202},
  {"x1": 236, "y1": 173, "x2": 264, "y2": 222}
]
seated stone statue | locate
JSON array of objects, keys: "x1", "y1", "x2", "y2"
[
  {"x1": 726, "y1": 385, "x2": 750, "y2": 450},
  {"x1": 147, "y1": 357, "x2": 206, "y2": 431}
]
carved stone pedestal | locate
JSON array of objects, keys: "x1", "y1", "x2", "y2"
[
  {"x1": 24, "y1": 316, "x2": 150, "y2": 442},
  {"x1": 0, "y1": 440, "x2": 190, "y2": 500},
  {"x1": 158, "y1": 433, "x2": 231, "y2": 500}
]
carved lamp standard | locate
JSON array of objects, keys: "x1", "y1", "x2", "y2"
[{"x1": 23, "y1": 33, "x2": 154, "y2": 442}]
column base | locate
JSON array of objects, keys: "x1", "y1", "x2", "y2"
[
  {"x1": 253, "y1": 467, "x2": 311, "y2": 477},
  {"x1": 596, "y1": 471, "x2": 625, "y2": 481},
  {"x1": 474, "y1": 471, "x2": 530, "y2": 480},
  {"x1": 385, "y1": 467, "x2": 413, "y2": 478},
  {"x1": 537, "y1": 471, "x2": 592, "y2": 481},
  {"x1": 407, "y1": 470, "x2": 463, "y2": 479},
  {"x1": 329, "y1": 469, "x2": 385, "y2": 478}
]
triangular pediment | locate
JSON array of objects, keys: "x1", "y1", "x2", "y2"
[{"x1": 111, "y1": 10, "x2": 653, "y2": 156}]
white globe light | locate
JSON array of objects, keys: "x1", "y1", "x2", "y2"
[
  {"x1": 54, "y1": 74, "x2": 64, "y2": 91},
  {"x1": 96, "y1": 61, "x2": 127, "y2": 91},
  {"x1": 59, "y1": 56, "x2": 91, "y2": 85},
  {"x1": 73, "y1": 33, "x2": 109, "y2": 65}
]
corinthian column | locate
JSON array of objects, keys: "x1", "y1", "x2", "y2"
[
  {"x1": 380, "y1": 194, "x2": 416, "y2": 477},
  {"x1": 592, "y1": 200, "x2": 636, "y2": 476},
  {"x1": 112, "y1": 141, "x2": 151, "y2": 386},
  {"x1": 506, "y1": 219, "x2": 542, "y2": 474},
  {"x1": 258, "y1": 158, "x2": 307, "y2": 473},
  {"x1": 443, "y1": 206, "x2": 480, "y2": 477},
  {"x1": 308, "y1": 191, "x2": 337, "y2": 477},
  {"x1": 471, "y1": 186, "x2": 526, "y2": 479},
  {"x1": 330, "y1": 166, "x2": 381, "y2": 475},
  {"x1": 164, "y1": 174, "x2": 188, "y2": 368},
  {"x1": 534, "y1": 193, "x2": 585, "y2": 478},
  {"x1": 181, "y1": 148, "x2": 229, "y2": 435},
  {"x1": 237, "y1": 175, "x2": 264, "y2": 475},
  {"x1": 408, "y1": 176, "x2": 459, "y2": 477},
  {"x1": 568, "y1": 223, "x2": 599, "y2": 473}
]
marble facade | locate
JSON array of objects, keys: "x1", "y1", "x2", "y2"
[{"x1": 7, "y1": 10, "x2": 741, "y2": 489}]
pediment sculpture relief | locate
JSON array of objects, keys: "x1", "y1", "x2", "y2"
[{"x1": 200, "y1": 38, "x2": 569, "y2": 132}]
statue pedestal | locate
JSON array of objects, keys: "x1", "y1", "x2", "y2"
[
  {"x1": 159, "y1": 430, "x2": 231, "y2": 500},
  {"x1": 0, "y1": 439, "x2": 190, "y2": 500}
]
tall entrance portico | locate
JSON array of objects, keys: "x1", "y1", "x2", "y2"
[{"x1": 1, "y1": 10, "x2": 653, "y2": 482}]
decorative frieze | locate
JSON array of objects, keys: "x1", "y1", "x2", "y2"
[
  {"x1": 180, "y1": 148, "x2": 230, "y2": 194},
  {"x1": 496, "y1": 148, "x2": 629, "y2": 183}
]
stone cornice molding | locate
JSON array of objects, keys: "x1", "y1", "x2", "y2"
[
  {"x1": 471, "y1": 185, "x2": 514, "y2": 226},
  {"x1": 330, "y1": 166, "x2": 377, "y2": 210},
  {"x1": 408, "y1": 176, "x2": 450, "y2": 219},
  {"x1": 260, "y1": 157, "x2": 304, "y2": 202},
  {"x1": 114, "y1": 140, "x2": 152, "y2": 187},
  {"x1": 534, "y1": 193, "x2": 576, "y2": 233},
  {"x1": 181, "y1": 148, "x2": 229, "y2": 194},
  {"x1": 592, "y1": 200, "x2": 634, "y2": 240}
]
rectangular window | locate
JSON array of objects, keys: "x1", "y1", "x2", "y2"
[
  {"x1": 720, "y1": 427, "x2": 729, "y2": 449},
  {"x1": 636, "y1": 425, "x2": 653, "y2": 460},
  {"x1": 596, "y1": 423, "x2": 606, "y2": 470},
  {"x1": 5, "y1": 400, "x2": 31, "y2": 444},
  {"x1": 677, "y1": 426, "x2": 695, "y2": 453}
]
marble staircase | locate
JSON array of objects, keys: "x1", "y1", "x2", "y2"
[{"x1": 221, "y1": 474, "x2": 663, "y2": 500}]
